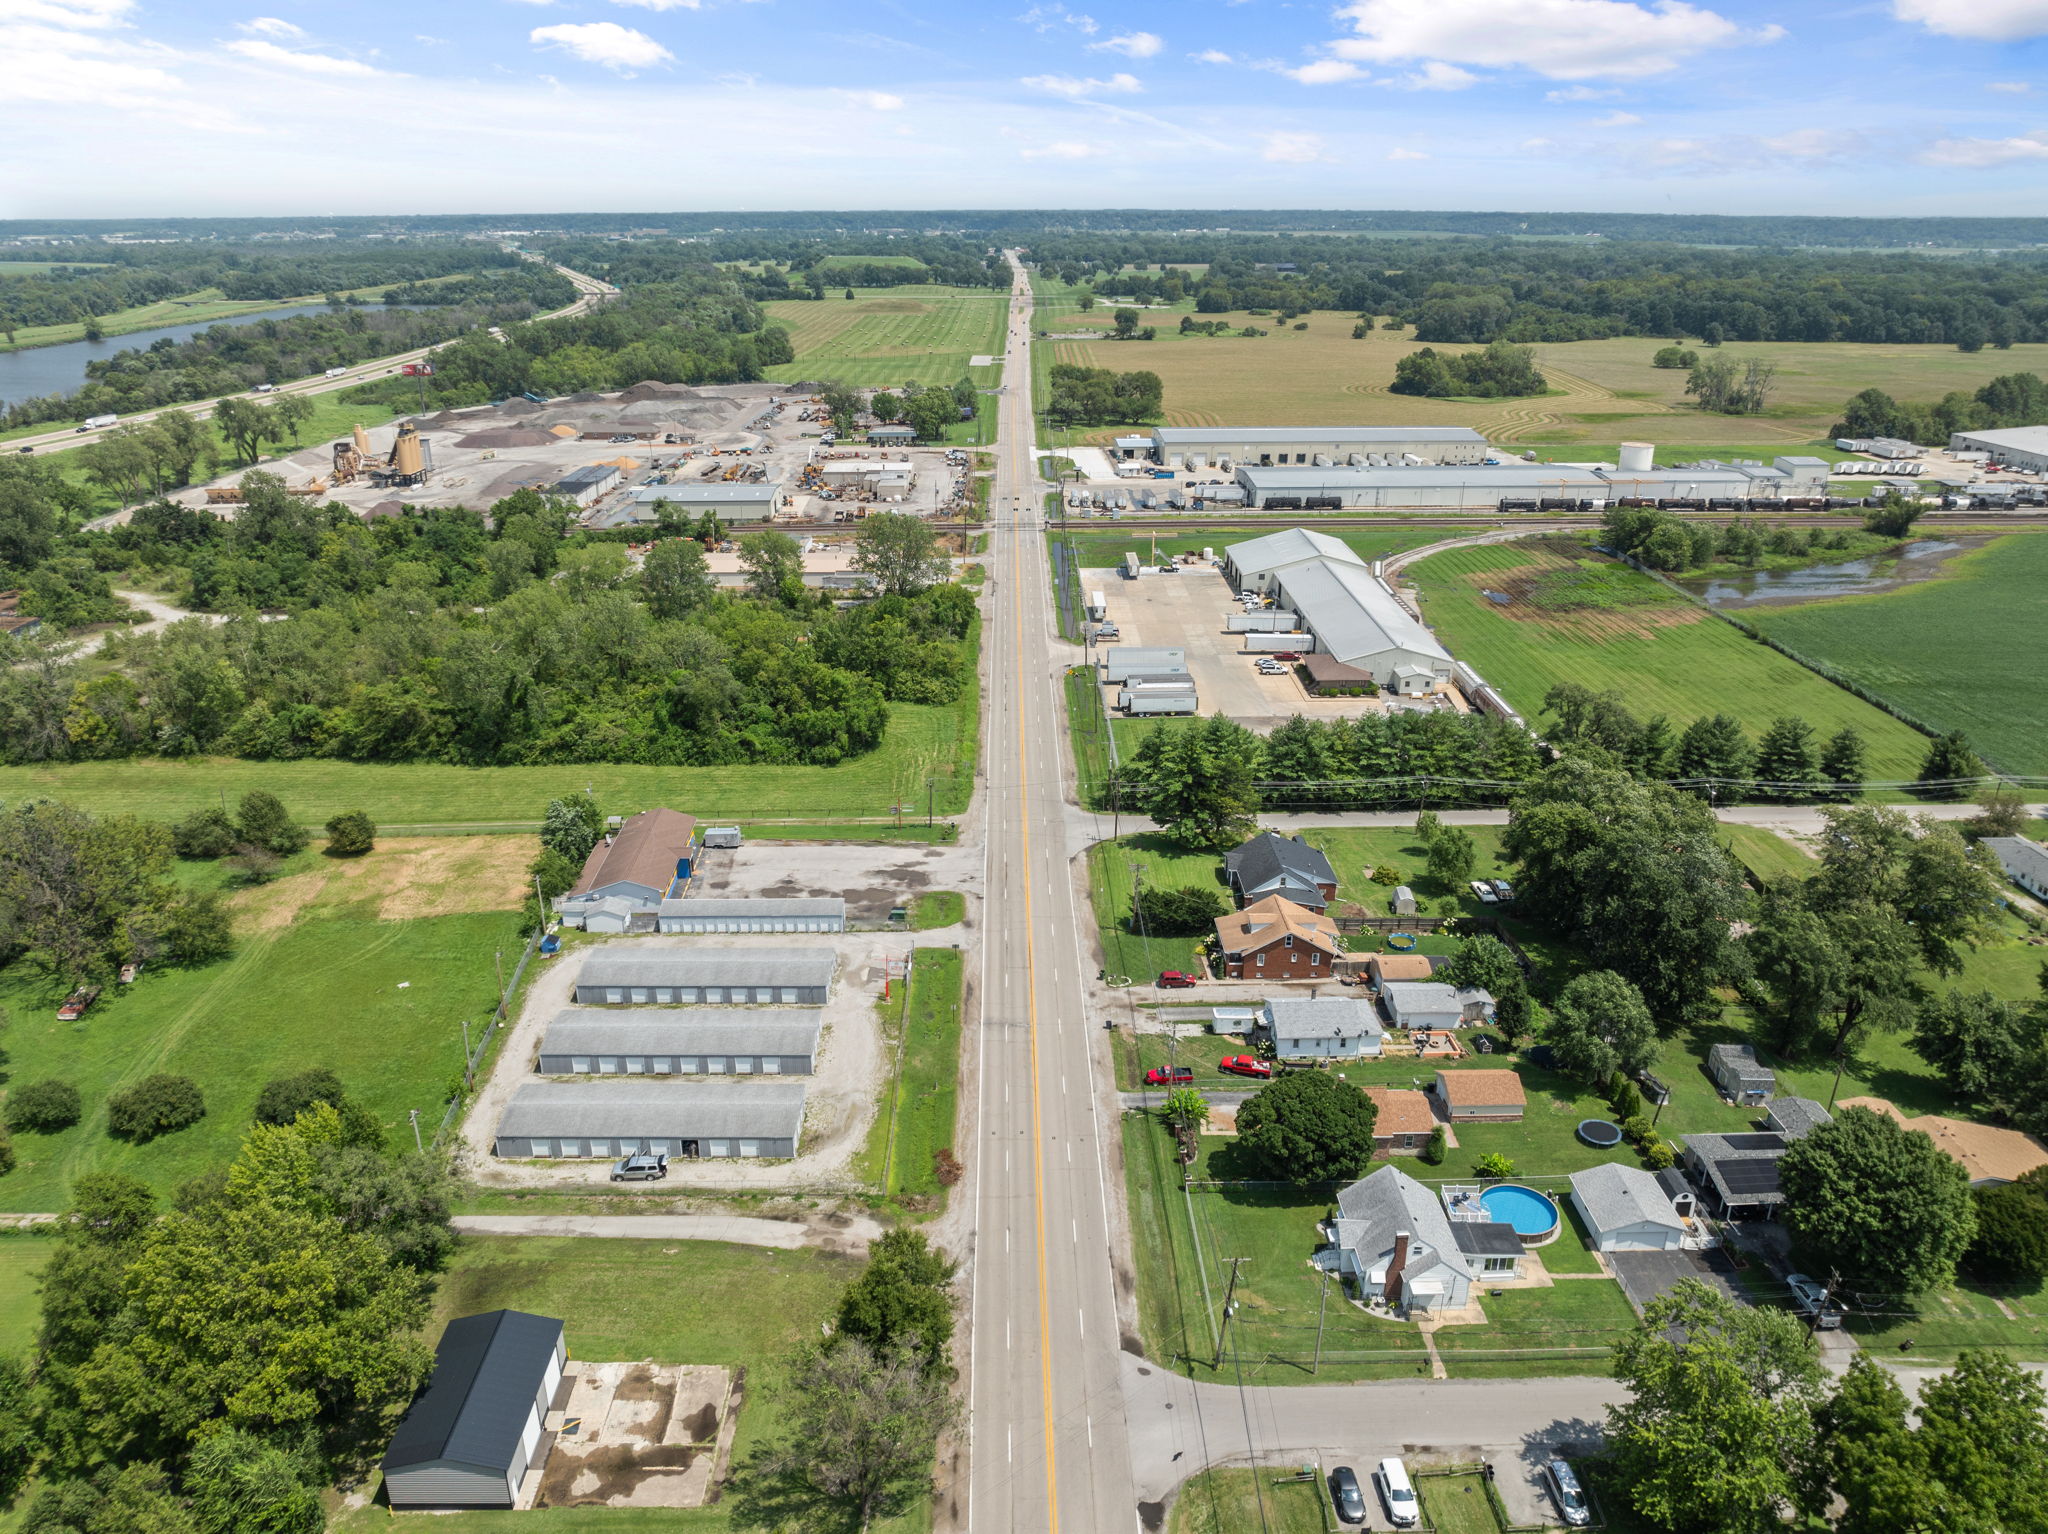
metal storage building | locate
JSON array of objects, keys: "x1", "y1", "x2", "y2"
[
  {"x1": 550, "y1": 464, "x2": 622, "y2": 508},
  {"x1": 657, "y1": 897, "x2": 846, "y2": 933},
  {"x1": 537, "y1": 1009, "x2": 821, "y2": 1075},
  {"x1": 1233, "y1": 456, "x2": 1826, "y2": 512},
  {"x1": 572, "y1": 949, "x2": 835, "y2": 1006},
  {"x1": 1151, "y1": 426, "x2": 1488, "y2": 469},
  {"x1": 624, "y1": 482, "x2": 781, "y2": 523},
  {"x1": 1948, "y1": 426, "x2": 2048, "y2": 472},
  {"x1": 1262, "y1": 554, "x2": 1453, "y2": 690},
  {"x1": 493, "y1": 1079, "x2": 806, "y2": 1159},
  {"x1": 381, "y1": 1310, "x2": 566, "y2": 1509},
  {"x1": 1222, "y1": 527, "x2": 1365, "y2": 593}
]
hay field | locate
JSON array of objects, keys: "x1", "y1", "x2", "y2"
[
  {"x1": 763, "y1": 284, "x2": 1006, "y2": 389},
  {"x1": 1407, "y1": 539, "x2": 1931, "y2": 780},
  {"x1": 1752, "y1": 533, "x2": 2048, "y2": 776},
  {"x1": 227, "y1": 835, "x2": 530, "y2": 932}
]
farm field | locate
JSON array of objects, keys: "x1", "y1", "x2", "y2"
[
  {"x1": 762, "y1": 285, "x2": 1005, "y2": 391},
  {"x1": 0, "y1": 696, "x2": 977, "y2": 827},
  {"x1": 1406, "y1": 539, "x2": 1932, "y2": 782},
  {"x1": 1749, "y1": 533, "x2": 2048, "y2": 777}
]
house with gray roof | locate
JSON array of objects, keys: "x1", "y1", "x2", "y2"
[
  {"x1": 1379, "y1": 982, "x2": 1496, "y2": 1032},
  {"x1": 494, "y1": 1080, "x2": 805, "y2": 1159},
  {"x1": 1983, "y1": 836, "x2": 2048, "y2": 900},
  {"x1": 537, "y1": 1009, "x2": 821, "y2": 1076},
  {"x1": 1323, "y1": 1164, "x2": 1523, "y2": 1313},
  {"x1": 656, "y1": 898, "x2": 845, "y2": 934},
  {"x1": 572, "y1": 948, "x2": 834, "y2": 1006},
  {"x1": 1225, "y1": 831, "x2": 1338, "y2": 911},
  {"x1": 1763, "y1": 1097, "x2": 1832, "y2": 1141},
  {"x1": 382, "y1": 1310, "x2": 566, "y2": 1509},
  {"x1": 1260, "y1": 997, "x2": 1384, "y2": 1058},
  {"x1": 1682, "y1": 1130, "x2": 1792, "y2": 1219},
  {"x1": 1569, "y1": 1162, "x2": 1687, "y2": 1252},
  {"x1": 1708, "y1": 1042, "x2": 1775, "y2": 1105}
]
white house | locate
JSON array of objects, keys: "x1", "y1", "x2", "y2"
[
  {"x1": 1569, "y1": 1163, "x2": 1687, "y2": 1252},
  {"x1": 1261, "y1": 997, "x2": 1384, "y2": 1059},
  {"x1": 1380, "y1": 982, "x2": 1495, "y2": 1031},
  {"x1": 1983, "y1": 837, "x2": 2048, "y2": 899},
  {"x1": 1323, "y1": 1165, "x2": 1522, "y2": 1314}
]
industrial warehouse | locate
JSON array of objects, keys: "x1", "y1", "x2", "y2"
[
  {"x1": 1140, "y1": 425, "x2": 1491, "y2": 468},
  {"x1": 492, "y1": 1079, "x2": 807, "y2": 1159},
  {"x1": 1223, "y1": 529, "x2": 1453, "y2": 691}
]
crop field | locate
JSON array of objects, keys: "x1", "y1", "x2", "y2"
[
  {"x1": 814, "y1": 253, "x2": 927, "y2": 270},
  {"x1": 1749, "y1": 533, "x2": 2048, "y2": 776},
  {"x1": 761, "y1": 285, "x2": 1006, "y2": 390},
  {"x1": 1407, "y1": 540, "x2": 1932, "y2": 781},
  {"x1": 0, "y1": 693, "x2": 977, "y2": 828}
]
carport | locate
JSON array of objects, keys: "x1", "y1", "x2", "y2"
[{"x1": 1608, "y1": 1247, "x2": 1747, "y2": 1315}]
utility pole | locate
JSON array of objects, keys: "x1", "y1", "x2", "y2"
[
  {"x1": 1215, "y1": 1257, "x2": 1246, "y2": 1370},
  {"x1": 461, "y1": 1018, "x2": 473, "y2": 1085},
  {"x1": 408, "y1": 1108, "x2": 423, "y2": 1154},
  {"x1": 1313, "y1": 1265, "x2": 1331, "y2": 1375},
  {"x1": 1807, "y1": 1269, "x2": 1842, "y2": 1338}
]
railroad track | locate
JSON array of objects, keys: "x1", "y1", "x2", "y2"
[{"x1": 979, "y1": 512, "x2": 2048, "y2": 534}]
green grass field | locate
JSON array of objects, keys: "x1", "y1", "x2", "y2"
[
  {"x1": 907, "y1": 891, "x2": 965, "y2": 930},
  {"x1": 1750, "y1": 534, "x2": 2048, "y2": 776},
  {"x1": 1407, "y1": 539, "x2": 1932, "y2": 782},
  {"x1": 0, "y1": 698, "x2": 977, "y2": 828},
  {"x1": 1169, "y1": 1468, "x2": 1332, "y2": 1534},
  {"x1": 0, "y1": 907, "x2": 522, "y2": 1212},
  {"x1": 762, "y1": 286, "x2": 1005, "y2": 392},
  {"x1": 0, "y1": 1238, "x2": 53, "y2": 1355},
  {"x1": 864, "y1": 948, "x2": 965, "y2": 1204},
  {"x1": 814, "y1": 255, "x2": 927, "y2": 271},
  {"x1": 1718, "y1": 824, "x2": 1817, "y2": 884}
]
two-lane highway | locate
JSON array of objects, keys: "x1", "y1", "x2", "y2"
[{"x1": 966, "y1": 254, "x2": 1136, "y2": 1532}]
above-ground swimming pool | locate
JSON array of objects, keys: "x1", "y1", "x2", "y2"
[{"x1": 1479, "y1": 1184, "x2": 1562, "y2": 1245}]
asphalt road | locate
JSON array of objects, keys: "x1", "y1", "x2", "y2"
[
  {"x1": 10, "y1": 259, "x2": 615, "y2": 454},
  {"x1": 965, "y1": 253, "x2": 1136, "y2": 1534}
]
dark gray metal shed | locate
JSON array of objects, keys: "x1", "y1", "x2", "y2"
[{"x1": 381, "y1": 1310, "x2": 566, "y2": 1509}]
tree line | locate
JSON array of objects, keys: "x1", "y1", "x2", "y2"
[
  {"x1": 536, "y1": 234, "x2": 1008, "y2": 299},
  {"x1": 1834, "y1": 368, "x2": 2048, "y2": 445},
  {"x1": 1598, "y1": 506, "x2": 1894, "y2": 576},
  {"x1": 1390, "y1": 339, "x2": 1546, "y2": 399},
  {"x1": 1045, "y1": 363, "x2": 1163, "y2": 427}
]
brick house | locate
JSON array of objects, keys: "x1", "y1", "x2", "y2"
[
  {"x1": 1213, "y1": 896, "x2": 1341, "y2": 980},
  {"x1": 1364, "y1": 1087, "x2": 1437, "y2": 1155}
]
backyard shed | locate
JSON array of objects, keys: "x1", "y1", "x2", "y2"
[
  {"x1": 572, "y1": 949, "x2": 835, "y2": 1006},
  {"x1": 1260, "y1": 996, "x2": 1384, "y2": 1058},
  {"x1": 1763, "y1": 1097, "x2": 1832, "y2": 1141},
  {"x1": 1708, "y1": 1042, "x2": 1775, "y2": 1105},
  {"x1": 657, "y1": 898, "x2": 846, "y2": 934},
  {"x1": 1366, "y1": 954, "x2": 1438, "y2": 988},
  {"x1": 382, "y1": 1310, "x2": 566, "y2": 1509},
  {"x1": 1569, "y1": 1163, "x2": 1686, "y2": 1252},
  {"x1": 1431, "y1": 1068, "x2": 1525, "y2": 1122},
  {"x1": 536, "y1": 1009, "x2": 821, "y2": 1076},
  {"x1": 494, "y1": 1079, "x2": 806, "y2": 1159}
]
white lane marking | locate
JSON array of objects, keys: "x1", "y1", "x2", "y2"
[
  {"x1": 1072, "y1": 1219, "x2": 1078, "y2": 1244},
  {"x1": 1007, "y1": 1317, "x2": 1012, "y2": 1350},
  {"x1": 1077, "y1": 1306, "x2": 1085, "y2": 1337}
]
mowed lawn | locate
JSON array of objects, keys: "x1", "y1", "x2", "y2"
[
  {"x1": 0, "y1": 1239, "x2": 52, "y2": 1355},
  {"x1": 0, "y1": 700, "x2": 976, "y2": 828},
  {"x1": 1751, "y1": 533, "x2": 2048, "y2": 776},
  {"x1": 762, "y1": 285, "x2": 1006, "y2": 390},
  {"x1": 1407, "y1": 540, "x2": 1931, "y2": 782},
  {"x1": 0, "y1": 906, "x2": 522, "y2": 1211},
  {"x1": 1169, "y1": 1468, "x2": 1332, "y2": 1534}
]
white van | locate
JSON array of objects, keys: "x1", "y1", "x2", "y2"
[{"x1": 1375, "y1": 1459, "x2": 1420, "y2": 1528}]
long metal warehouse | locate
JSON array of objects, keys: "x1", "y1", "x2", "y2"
[
  {"x1": 1233, "y1": 456, "x2": 1830, "y2": 512},
  {"x1": 656, "y1": 898, "x2": 846, "y2": 934},
  {"x1": 536, "y1": 1009, "x2": 822, "y2": 1075},
  {"x1": 1150, "y1": 426, "x2": 1488, "y2": 468},
  {"x1": 493, "y1": 1079, "x2": 807, "y2": 1159},
  {"x1": 572, "y1": 948, "x2": 835, "y2": 1006},
  {"x1": 381, "y1": 1310, "x2": 566, "y2": 1509}
]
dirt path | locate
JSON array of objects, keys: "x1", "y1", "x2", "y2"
[
  {"x1": 452, "y1": 1211, "x2": 882, "y2": 1253},
  {"x1": 72, "y1": 590, "x2": 226, "y2": 655}
]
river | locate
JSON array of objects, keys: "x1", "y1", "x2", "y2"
[
  {"x1": 1675, "y1": 537, "x2": 1985, "y2": 609},
  {"x1": 0, "y1": 303, "x2": 390, "y2": 407}
]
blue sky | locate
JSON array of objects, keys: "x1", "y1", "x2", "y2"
[{"x1": 5, "y1": 0, "x2": 2048, "y2": 217}]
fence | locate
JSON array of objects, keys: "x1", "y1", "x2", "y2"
[{"x1": 431, "y1": 919, "x2": 546, "y2": 1148}]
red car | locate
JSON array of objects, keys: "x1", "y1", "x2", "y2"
[
  {"x1": 56, "y1": 985, "x2": 100, "y2": 1021},
  {"x1": 1270, "y1": 651, "x2": 1302, "y2": 662},
  {"x1": 1157, "y1": 970, "x2": 1200, "y2": 989},
  {"x1": 1145, "y1": 1065, "x2": 1195, "y2": 1086},
  {"x1": 1218, "y1": 1055, "x2": 1274, "y2": 1079}
]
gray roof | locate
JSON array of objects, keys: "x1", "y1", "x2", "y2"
[
  {"x1": 1237, "y1": 462, "x2": 1790, "y2": 495},
  {"x1": 656, "y1": 898, "x2": 845, "y2": 919},
  {"x1": 1332, "y1": 1165, "x2": 1469, "y2": 1286},
  {"x1": 1272, "y1": 558, "x2": 1451, "y2": 672},
  {"x1": 1380, "y1": 982, "x2": 1495, "y2": 1016},
  {"x1": 576, "y1": 948, "x2": 836, "y2": 990},
  {"x1": 1451, "y1": 1220, "x2": 1526, "y2": 1258},
  {"x1": 1100, "y1": 646, "x2": 1187, "y2": 677},
  {"x1": 1570, "y1": 1162, "x2": 1685, "y2": 1235},
  {"x1": 1708, "y1": 1042, "x2": 1775, "y2": 1083},
  {"x1": 1764, "y1": 1096, "x2": 1832, "y2": 1140},
  {"x1": 1263, "y1": 996, "x2": 1384, "y2": 1040},
  {"x1": 383, "y1": 1310, "x2": 564, "y2": 1475},
  {"x1": 539, "y1": 1009, "x2": 822, "y2": 1060},
  {"x1": 1952, "y1": 426, "x2": 2048, "y2": 454},
  {"x1": 497, "y1": 1079, "x2": 806, "y2": 1140},
  {"x1": 554, "y1": 464, "x2": 618, "y2": 490},
  {"x1": 1225, "y1": 527, "x2": 1366, "y2": 579},
  {"x1": 1683, "y1": 1131, "x2": 1789, "y2": 1206},
  {"x1": 631, "y1": 482, "x2": 780, "y2": 504},
  {"x1": 1983, "y1": 836, "x2": 2048, "y2": 888},
  {"x1": 1157, "y1": 426, "x2": 1486, "y2": 445},
  {"x1": 1226, "y1": 831, "x2": 1337, "y2": 900}
]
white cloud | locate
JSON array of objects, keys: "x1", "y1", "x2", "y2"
[
  {"x1": 1520, "y1": 136, "x2": 1556, "y2": 148},
  {"x1": 1329, "y1": 0, "x2": 1781, "y2": 80},
  {"x1": 1894, "y1": 0, "x2": 2048, "y2": 40},
  {"x1": 610, "y1": 0, "x2": 706, "y2": 9},
  {"x1": 1261, "y1": 130, "x2": 1326, "y2": 161},
  {"x1": 225, "y1": 38, "x2": 384, "y2": 75},
  {"x1": 1987, "y1": 80, "x2": 2033, "y2": 92},
  {"x1": 1090, "y1": 29, "x2": 1161, "y2": 57},
  {"x1": 1919, "y1": 130, "x2": 2048, "y2": 165},
  {"x1": 1019, "y1": 70, "x2": 1141, "y2": 96},
  {"x1": 1390, "y1": 60, "x2": 1477, "y2": 89},
  {"x1": 1546, "y1": 83, "x2": 1618, "y2": 100},
  {"x1": 844, "y1": 89, "x2": 904, "y2": 109},
  {"x1": 1192, "y1": 48, "x2": 1233, "y2": 62},
  {"x1": 236, "y1": 16, "x2": 303, "y2": 37},
  {"x1": 1018, "y1": 4, "x2": 1097, "y2": 35},
  {"x1": 530, "y1": 20, "x2": 671, "y2": 70},
  {"x1": 1020, "y1": 138, "x2": 1103, "y2": 158},
  {"x1": 1588, "y1": 109, "x2": 1642, "y2": 125},
  {"x1": 1386, "y1": 146, "x2": 1430, "y2": 159},
  {"x1": 1625, "y1": 127, "x2": 1869, "y2": 171},
  {"x1": 0, "y1": 0, "x2": 134, "y2": 28},
  {"x1": 1288, "y1": 58, "x2": 1367, "y2": 83}
]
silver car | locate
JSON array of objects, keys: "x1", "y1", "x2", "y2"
[
  {"x1": 1786, "y1": 1272, "x2": 1844, "y2": 1329},
  {"x1": 1543, "y1": 1458, "x2": 1592, "y2": 1527},
  {"x1": 610, "y1": 1153, "x2": 668, "y2": 1182}
]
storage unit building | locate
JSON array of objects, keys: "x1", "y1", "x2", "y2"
[
  {"x1": 1151, "y1": 426, "x2": 1488, "y2": 470},
  {"x1": 493, "y1": 1079, "x2": 806, "y2": 1159},
  {"x1": 1234, "y1": 457, "x2": 1825, "y2": 511},
  {"x1": 625, "y1": 482, "x2": 782, "y2": 523},
  {"x1": 537, "y1": 1009, "x2": 821, "y2": 1076},
  {"x1": 657, "y1": 898, "x2": 846, "y2": 933},
  {"x1": 572, "y1": 949, "x2": 835, "y2": 1006},
  {"x1": 381, "y1": 1310, "x2": 566, "y2": 1510}
]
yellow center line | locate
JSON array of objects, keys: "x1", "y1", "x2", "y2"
[{"x1": 1008, "y1": 278, "x2": 1062, "y2": 1533}]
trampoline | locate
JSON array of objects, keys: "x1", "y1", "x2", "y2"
[{"x1": 1578, "y1": 1119, "x2": 1624, "y2": 1148}]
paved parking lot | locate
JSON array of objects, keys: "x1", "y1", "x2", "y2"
[{"x1": 687, "y1": 838, "x2": 978, "y2": 927}]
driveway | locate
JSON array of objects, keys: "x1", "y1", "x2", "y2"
[{"x1": 1608, "y1": 1246, "x2": 1747, "y2": 1315}]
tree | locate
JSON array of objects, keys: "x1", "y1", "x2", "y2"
[
  {"x1": 1233, "y1": 1073, "x2": 1378, "y2": 1183},
  {"x1": 1747, "y1": 886, "x2": 1920, "y2": 1061},
  {"x1": 1964, "y1": 781, "x2": 2031, "y2": 839},
  {"x1": 323, "y1": 809, "x2": 375, "y2": 857},
  {"x1": 1863, "y1": 492, "x2": 1923, "y2": 538},
  {"x1": 1674, "y1": 713, "x2": 1753, "y2": 793},
  {"x1": 1652, "y1": 345, "x2": 1699, "y2": 369},
  {"x1": 1753, "y1": 716, "x2": 1820, "y2": 802},
  {"x1": 640, "y1": 536, "x2": 716, "y2": 620},
  {"x1": 235, "y1": 790, "x2": 306, "y2": 857},
  {"x1": 315, "y1": 1143, "x2": 456, "y2": 1272},
  {"x1": 172, "y1": 807, "x2": 238, "y2": 860},
  {"x1": 903, "y1": 386, "x2": 958, "y2": 442},
  {"x1": 1605, "y1": 1280, "x2": 1825, "y2": 1534},
  {"x1": 1819, "y1": 727, "x2": 1867, "y2": 800},
  {"x1": 1541, "y1": 970, "x2": 1660, "y2": 1083},
  {"x1": 1422, "y1": 1124, "x2": 1446, "y2": 1165},
  {"x1": 1425, "y1": 827, "x2": 1476, "y2": 889},
  {"x1": 1123, "y1": 714, "x2": 1261, "y2": 851},
  {"x1": 18, "y1": 1463, "x2": 197, "y2": 1534},
  {"x1": 529, "y1": 846, "x2": 579, "y2": 904},
  {"x1": 1801, "y1": 1354, "x2": 1932, "y2": 1534},
  {"x1": 7, "y1": 1079, "x2": 81, "y2": 1133},
  {"x1": 852, "y1": 512, "x2": 950, "y2": 597},
  {"x1": 1780, "y1": 1106, "x2": 1976, "y2": 1295},
  {"x1": 833, "y1": 1229, "x2": 957, "y2": 1371},
  {"x1": 739, "y1": 529, "x2": 805, "y2": 603},
  {"x1": 1130, "y1": 882, "x2": 1228, "y2": 934},
  {"x1": 1913, "y1": 1351, "x2": 2048, "y2": 1530},
  {"x1": 1437, "y1": 935, "x2": 1520, "y2": 997},
  {"x1": 184, "y1": 1428, "x2": 325, "y2": 1534},
  {"x1": 1910, "y1": 989, "x2": 2033, "y2": 1111},
  {"x1": 0, "y1": 1354, "x2": 34, "y2": 1508},
  {"x1": 1474, "y1": 1151, "x2": 1516, "y2": 1178},
  {"x1": 1112, "y1": 306, "x2": 1140, "y2": 339},
  {"x1": 1160, "y1": 1087, "x2": 1210, "y2": 1131},
  {"x1": 737, "y1": 1336, "x2": 959, "y2": 1530},
  {"x1": 106, "y1": 1075, "x2": 206, "y2": 1142},
  {"x1": 1807, "y1": 805, "x2": 2002, "y2": 975},
  {"x1": 540, "y1": 792, "x2": 604, "y2": 867},
  {"x1": 1965, "y1": 1168, "x2": 2048, "y2": 1281},
  {"x1": 252, "y1": 1067, "x2": 375, "y2": 1139}
]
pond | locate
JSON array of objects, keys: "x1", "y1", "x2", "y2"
[
  {"x1": 0, "y1": 303, "x2": 406, "y2": 406},
  {"x1": 1676, "y1": 537, "x2": 1984, "y2": 609}
]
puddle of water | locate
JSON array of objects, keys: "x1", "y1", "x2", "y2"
[
  {"x1": 1678, "y1": 538, "x2": 1982, "y2": 609},
  {"x1": 1482, "y1": 590, "x2": 1512, "y2": 605}
]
